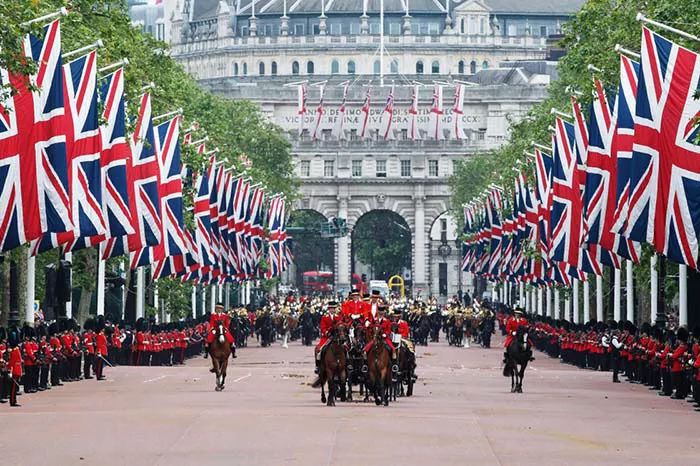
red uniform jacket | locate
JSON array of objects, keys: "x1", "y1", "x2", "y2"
[
  {"x1": 23, "y1": 341, "x2": 37, "y2": 366},
  {"x1": 342, "y1": 300, "x2": 366, "y2": 319},
  {"x1": 209, "y1": 312, "x2": 231, "y2": 330},
  {"x1": 504, "y1": 316, "x2": 528, "y2": 347},
  {"x1": 96, "y1": 333, "x2": 108, "y2": 356},
  {"x1": 84, "y1": 332, "x2": 95, "y2": 354},
  {"x1": 9, "y1": 347, "x2": 22, "y2": 377},
  {"x1": 670, "y1": 344, "x2": 687, "y2": 373},
  {"x1": 396, "y1": 320, "x2": 410, "y2": 339}
]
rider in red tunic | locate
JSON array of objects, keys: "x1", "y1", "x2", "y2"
[
  {"x1": 363, "y1": 305, "x2": 396, "y2": 361},
  {"x1": 204, "y1": 304, "x2": 236, "y2": 359},
  {"x1": 314, "y1": 301, "x2": 343, "y2": 373},
  {"x1": 342, "y1": 289, "x2": 368, "y2": 320},
  {"x1": 503, "y1": 308, "x2": 528, "y2": 349}
]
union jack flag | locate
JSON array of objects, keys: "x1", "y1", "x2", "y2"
[
  {"x1": 629, "y1": 27, "x2": 700, "y2": 268},
  {"x1": 584, "y1": 77, "x2": 641, "y2": 262},
  {"x1": 0, "y1": 20, "x2": 71, "y2": 252},
  {"x1": 379, "y1": 84, "x2": 395, "y2": 140},
  {"x1": 312, "y1": 85, "x2": 325, "y2": 141},
  {"x1": 359, "y1": 87, "x2": 371, "y2": 139},
  {"x1": 429, "y1": 84, "x2": 444, "y2": 140},
  {"x1": 266, "y1": 196, "x2": 287, "y2": 278},
  {"x1": 611, "y1": 55, "x2": 640, "y2": 238}
]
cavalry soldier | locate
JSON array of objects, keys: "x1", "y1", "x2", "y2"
[
  {"x1": 314, "y1": 301, "x2": 343, "y2": 374},
  {"x1": 342, "y1": 289, "x2": 367, "y2": 320},
  {"x1": 365, "y1": 290, "x2": 384, "y2": 323},
  {"x1": 204, "y1": 304, "x2": 236, "y2": 359},
  {"x1": 503, "y1": 308, "x2": 532, "y2": 363},
  {"x1": 391, "y1": 308, "x2": 415, "y2": 356},
  {"x1": 363, "y1": 305, "x2": 397, "y2": 362}
]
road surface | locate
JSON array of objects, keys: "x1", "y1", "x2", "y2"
[{"x1": 3, "y1": 334, "x2": 698, "y2": 466}]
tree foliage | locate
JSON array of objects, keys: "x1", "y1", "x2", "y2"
[{"x1": 352, "y1": 211, "x2": 411, "y2": 281}]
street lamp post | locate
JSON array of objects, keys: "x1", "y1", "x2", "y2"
[{"x1": 455, "y1": 239, "x2": 463, "y2": 303}]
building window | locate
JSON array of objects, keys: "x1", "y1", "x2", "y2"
[
  {"x1": 390, "y1": 59, "x2": 399, "y2": 74},
  {"x1": 482, "y1": 60, "x2": 489, "y2": 70},
  {"x1": 452, "y1": 159, "x2": 459, "y2": 174},
  {"x1": 352, "y1": 160, "x2": 363, "y2": 177},
  {"x1": 389, "y1": 22, "x2": 400, "y2": 35},
  {"x1": 400, "y1": 160, "x2": 412, "y2": 177},
  {"x1": 347, "y1": 60, "x2": 356, "y2": 74},
  {"x1": 428, "y1": 160, "x2": 439, "y2": 177},
  {"x1": 460, "y1": 18, "x2": 465, "y2": 34},
  {"x1": 233, "y1": 62, "x2": 239, "y2": 76},
  {"x1": 331, "y1": 60, "x2": 339, "y2": 74},
  {"x1": 431, "y1": 61, "x2": 440, "y2": 74},
  {"x1": 376, "y1": 160, "x2": 387, "y2": 178},
  {"x1": 373, "y1": 60, "x2": 380, "y2": 75},
  {"x1": 429, "y1": 23, "x2": 439, "y2": 35},
  {"x1": 292, "y1": 61, "x2": 300, "y2": 75},
  {"x1": 438, "y1": 263, "x2": 448, "y2": 296},
  {"x1": 307, "y1": 61, "x2": 315, "y2": 74},
  {"x1": 370, "y1": 22, "x2": 380, "y2": 35},
  {"x1": 300, "y1": 160, "x2": 310, "y2": 177},
  {"x1": 330, "y1": 23, "x2": 341, "y2": 35},
  {"x1": 259, "y1": 62, "x2": 265, "y2": 75},
  {"x1": 440, "y1": 219, "x2": 448, "y2": 242},
  {"x1": 242, "y1": 62, "x2": 248, "y2": 75},
  {"x1": 294, "y1": 24, "x2": 304, "y2": 36},
  {"x1": 470, "y1": 60, "x2": 477, "y2": 74},
  {"x1": 458, "y1": 60, "x2": 465, "y2": 74},
  {"x1": 350, "y1": 129, "x2": 358, "y2": 141},
  {"x1": 241, "y1": 26, "x2": 249, "y2": 36},
  {"x1": 313, "y1": 24, "x2": 320, "y2": 35},
  {"x1": 271, "y1": 61, "x2": 277, "y2": 75},
  {"x1": 507, "y1": 24, "x2": 517, "y2": 36},
  {"x1": 350, "y1": 22, "x2": 360, "y2": 35},
  {"x1": 156, "y1": 23, "x2": 165, "y2": 41},
  {"x1": 480, "y1": 18, "x2": 486, "y2": 34},
  {"x1": 264, "y1": 24, "x2": 273, "y2": 36},
  {"x1": 324, "y1": 160, "x2": 335, "y2": 177},
  {"x1": 416, "y1": 60, "x2": 424, "y2": 74},
  {"x1": 540, "y1": 26, "x2": 548, "y2": 37}
]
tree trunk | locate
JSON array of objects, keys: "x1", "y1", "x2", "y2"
[
  {"x1": 0, "y1": 255, "x2": 9, "y2": 326},
  {"x1": 75, "y1": 289, "x2": 93, "y2": 325}
]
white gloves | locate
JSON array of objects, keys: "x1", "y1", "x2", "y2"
[{"x1": 365, "y1": 321, "x2": 370, "y2": 328}]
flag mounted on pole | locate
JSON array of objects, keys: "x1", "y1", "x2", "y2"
[
  {"x1": 408, "y1": 84, "x2": 421, "y2": 141},
  {"x1": 452, "y1": 83, "x2": 467, "y2": 140},
  {"x1": 429, "y1": 84, "x2": 444, "y2": 140},
  {"x1": 332, "y1": 84, "x2": 348, "y2": 140},
  {"x1": 312, "y1": 84, "x2": 325, "y2": 141},
  {"x1": 379, "y1": 83, "x2": 395, "y2": 140},
  {"x1": 297, "y1": 84, "x2": 307, "y2": 136},
  {"x1": 359, "y1": 86, "x2": 372, "y2": 139}
]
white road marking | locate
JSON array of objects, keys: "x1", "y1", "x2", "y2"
[
  {"x1": 143, "y1": 375, "x2": 168, "y2": 383},
  {"x1": 233, "y1": 373, "x2": 252, "y2": 383}
]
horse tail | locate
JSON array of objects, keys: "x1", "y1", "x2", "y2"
[
  {"x1": 502, "y1": 363, "x2": 512, "y2": 377},
  {"x1": 311, "y1": 376, "x2": 324, "y2": 389}
]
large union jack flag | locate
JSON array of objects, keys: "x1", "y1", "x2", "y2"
[
  {"x1": 629, "y1": 27, "x2": 700, "y2": 268},
  {"x1": 0, "y1": 20, "x2": 71, "y2": 252}
]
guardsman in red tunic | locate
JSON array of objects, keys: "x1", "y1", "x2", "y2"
[
  {"x1": 365, "y1": 290, "x2": 384, "y2": 324},
  {"x1": 95, "y1": 327, "x2": 108, "y2": 381},
  {"x1": 669, "y1": 327, "x2": 689, "y2": 399},
  {"x1": 83, "y1": 318, "x2": 96, "y2": 379},
  {"x1": 314, "y1": 301, "x2": 343, "y2": 373},
  {"x1": 8, "y1": 327, "x2": 22, "y2": 407},
  {"x1": 205, "y1": 304, "x2": 236, "y2": 358},
  {"x1": 22, "y1": 326, "x2": 38, "y2": 393},
  {"x1": 363, "y1": 305, "x2": 396, "y2": 360},
  {"x1": 0, "y1": 327, "x2": 9, "y2": 403}
]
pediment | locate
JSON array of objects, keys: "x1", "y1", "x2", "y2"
[{"x1": 454, "y1": 0, "x2": 492, "y2": 14}]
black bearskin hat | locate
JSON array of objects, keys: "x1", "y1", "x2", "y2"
[{"x1": 676, "y1": 327, "x2": 689, "y2": 343}]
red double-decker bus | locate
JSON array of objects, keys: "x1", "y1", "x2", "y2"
[{"x1": 301, "y1": 271, "x2": 366, "y2": 295}]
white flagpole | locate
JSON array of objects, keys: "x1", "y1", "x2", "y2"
[
  {"x1": 546, "y1": 286, "x2": 552, "y2": 317},
  {"x1": 136, "y1": 267, "x2": 145, "y2": 320},
  {"x1": 650, "y1": 255, "x2": 658, "y2": 320},
  {"x1": 209, "y1": 284, "x2": 216, "y2": 312},
  {"x1": 191, "y1": 285, "x2": 197, "y2": 318},
  {"x1": 380, "y1": 0, "x2": 385, "y2": 87},
  {"x1": 201, "y1": 285, "x2": 207, "y2": 315},
  {"x1": 153, "y1": 284, "x2": 159, "y2": 323},
  {"x1": 96, "y1": 256, "x2": 105, "y2": 316},
  {"x1": 65, "y1": 251, "x2": 73, "y2": 318},
  {"x1": 595, "y1": 275, "x2": 603, "y2": 322},
  {"x1": 572, "y1": 279, "x2": 579, "y2": 323},
  {"x1": 553, "y1": 287, "x2": 560, "y2": 319},
  {"x1": 564, "y1": 292, "x2": 570, "y2": 322},
  {"x1": 26, "y1": 249, "x2": 36, "y2": 326},
  {"x1": 537, "y1": 287, "x2": 543, "y2": 316},
  {"x1": 626, "y1": 260, "x2": 634, "y2": 322}
]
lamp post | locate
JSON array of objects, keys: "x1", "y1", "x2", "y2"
[{"x1": 455, "y1": 238, "x2": 463, "y2": 303}]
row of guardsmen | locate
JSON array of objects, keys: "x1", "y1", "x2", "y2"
[
  {"x1": 521, "y1": 314, "x2": 700, "y2": 411},
  {"x1": 0, "y1": 315, "x2": 211, "y2": 408}
]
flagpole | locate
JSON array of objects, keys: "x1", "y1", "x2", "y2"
[
  {"x1": 96, "y1": 255, "x2": 105, "y2": 316},
  {"x1": 678, "y1": 264, "x2": 687, "y2": 327},
  {"x1": 21, "y1": 7, "x2": 68, "y2": 27},
  {"x1": 572, "y1": 279, "x2": 579, "y2": 323},
  {"x1": 209, "y1": 284, "x2": 216, "y2": 313},
  {"x1": 613, "y1": 267, "x2": 621, "y2": 321},
  {"x1": 201, "y1": 285, "x2": 206, "y2": 317},
  {"x1": 636, "y1": 13, "x2": 700, "y2": 42},
  {"x1": 99, "y1": 58, "x2": 129, "y2": 75},
  {"x1": 26, "y1": 249, "x2": 36, "y2": 326},
  {"x1": 154, "y1": 283, "x2": 159, "y2": 323},
  {"x1": 625, "y1": 260, "x2": 633, "y2": 323},
  {"x1": 595, "y1": 275, "x2": 603, "y2": 321},
  {"x1": 564, "y1": 291, "x2": 570, "y2": 322},
  {"x1": 380, "y1": 0, "x2": 385, "y2": 87},
  {"x1": 553, "y1": 287, "x2": 560, "y2": 319},
  {"x1": 546, "y1": 286, "x2": 552, "y2": 317},
  {"x1": 537, "y1": 287, "x2": 543, "y2": 316},
  {"x1": 583, "y1": 278, "x2": 590, "y2": 322},
  {"x1": 191, "y1": 285, "x2": 197, "y2": 318},
  {"x1": 65, "y1": 251, "x2": 73, "y2": 318},
  {"x1": 650, "y1": 255, "x2": 658, "y2": 321},
  {"x1": 136, "y1": 267, "x2": 145, "y2": 320}
]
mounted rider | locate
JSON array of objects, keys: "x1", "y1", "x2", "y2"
[
  {"x1": 391, "y1": 308, "x2": 415, "y2": 354},
  {"x1": 314, "y1": 301, "x2": 344, "y2": 374},
  {"x1": 342, "y1": 288, "x2": 368, "y2": 320},
  {"x1": 503, "y1": 308, "x2": 533, "y2": 362},
  {"x1": 363, "y1": 304, "x2": 397, "y2": 362},
  {"x1": 204, "y1": 303, "x2": 236, "y2": 359}
]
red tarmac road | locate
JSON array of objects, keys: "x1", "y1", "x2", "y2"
[{"x1": 2, "y1": 334, "x2": 699, "y2": 466}]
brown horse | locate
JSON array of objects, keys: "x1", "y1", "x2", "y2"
[
  {"x1": 311, "y1": 323, "x2": 348, "y2": 406},
  {"x1": 274, "y1": 314, "x2": 299, "y2": 348},
  {"x1": 209, "y1": 322, "x2": 232, "y2": 391},
  {"x1": 367, "y1": 326, "x2": 392, "y2": 406}
]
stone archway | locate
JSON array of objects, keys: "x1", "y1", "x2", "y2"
[
  {"x1": 350, "y1": 209, "x2": 412, "y2": 292},
  {"x1": 286, "y1": 209, "x2": 335, "y2": 293}
]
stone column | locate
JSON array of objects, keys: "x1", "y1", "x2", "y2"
[
  {"x1": 336, "y1": 197, "x2": 351, "y2": 293},
  {"x1": 413, "y1": 196, "x2": 427, "y2": 297}
]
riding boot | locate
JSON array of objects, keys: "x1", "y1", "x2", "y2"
[
  {"x1": 314, "y1": 358, "x2": 320, "y2": 374},
  {"x1": 203, "y1": 345, "x2": 208, "y2": 358},
  {"x1": 231, "y1": 346, "x2": 237, "y2": 359},
  {"x1": 503, "y1": 351, "x2": 508, "y2": 364}
]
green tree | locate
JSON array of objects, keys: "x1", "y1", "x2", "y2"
[
  {"x1": 287, "y1": 211, "x2": 334, "y2": 287},
  {"x1": 352, "y1": 211, "x2": 411, "y2": 281}
]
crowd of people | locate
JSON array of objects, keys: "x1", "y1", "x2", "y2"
[{"x1": 496, "y1": 310, "x2": 700, "y2": 409}]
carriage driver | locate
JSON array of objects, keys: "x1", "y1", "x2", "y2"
[
  {"x1": 503, "y1": 308, "x2": 532, "y2": 362},
  {"x1": 391, "y1": 309, "x2": 415, "y2": 354},
  {"x1": 363, "y1": 305, "x2": 397, "y2": 364},
  {"x1": 204, "y1": 304, "x2": 236, "y2": 359},
  {"x1": 314, "y1": 301, "x2": 344, "y2": 374}
]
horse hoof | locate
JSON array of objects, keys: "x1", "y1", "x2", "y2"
[
  {"x1": 321, "y1": 397, "x2": 327, "y2": 404},
  {"x1": 215, "y1": 386, "x2": 221, "y2": 392}
]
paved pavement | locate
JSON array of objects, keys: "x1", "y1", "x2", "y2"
[{"x1": 2, "y1": 334, "x2": 699, "y2": 466}]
